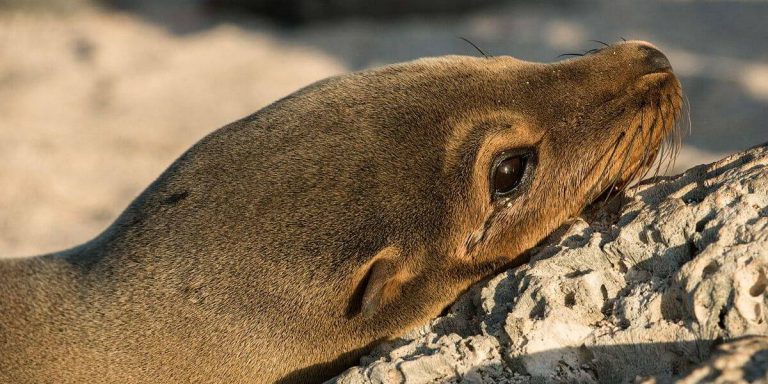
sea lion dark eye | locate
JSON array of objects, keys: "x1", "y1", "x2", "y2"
[{"x1": 492, "y1": 155, "x2": 527, "y2": 198}]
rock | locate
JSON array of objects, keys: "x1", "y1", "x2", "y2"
[
  {"x1": 638, "y1": 335, "x2": 768, "y2": 384},
  {"x1": 672, "y1": 336, "x2": 768, "y2": 384},
  {"x1": 331, "y1": 143, "x2": 768, "y2": 384}
]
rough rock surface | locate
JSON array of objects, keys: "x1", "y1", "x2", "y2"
[
  {"x1": 672, "y1": 336, "x2": 768, "y2": 384},
  {"x1": 332, "y1": 143, "x2": 768, "y2": 384}
]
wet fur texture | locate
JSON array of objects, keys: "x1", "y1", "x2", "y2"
[{"x1": 0, "y1": 41, "x2": 682, "y2": 383}]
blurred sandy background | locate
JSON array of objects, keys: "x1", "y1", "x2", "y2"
[{"x1": 1, "y1": 0, "x2": 767, "y2": 258}]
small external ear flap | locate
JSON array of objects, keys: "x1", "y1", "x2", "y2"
[
  {"x1": 348, "y1": 246, "x2": 411, "y2": 318},
  {"x1": 360, "y1": 258, "x2": 402, "y2": 317}
]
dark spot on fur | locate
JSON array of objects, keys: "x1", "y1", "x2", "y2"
[{"x1": 163, "y1": 191, "x2": 190, "y2": 205}]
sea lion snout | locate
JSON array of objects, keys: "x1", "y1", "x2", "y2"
[
  {"x1": 612, "y1": 41, "x2": 673, "y2": 75},
  {"x1": 553, "y1": 41, "x2": 676, "y2": 85},
  {"x1": 636, "y1": 44, "x2": 673, "y2": 73}
]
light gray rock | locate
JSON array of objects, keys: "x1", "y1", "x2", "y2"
[
  {"x1": 331, "y1": 143, "x2": 768, "y2": 384},
  {"x1": 671, "y1": 336, "x2": 768, "y2": 384}
]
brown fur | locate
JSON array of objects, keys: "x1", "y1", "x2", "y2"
[{"x1": 0, "y1": 41, "x2": 682, "y2": 383}]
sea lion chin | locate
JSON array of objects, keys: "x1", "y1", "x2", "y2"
[{"x1": 0, "y1": 40, "x2": 682, "y2": 383}]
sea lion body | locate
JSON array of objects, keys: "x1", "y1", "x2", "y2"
[{"x1": 0, "y1": 41, "x2": 682, "y2": 382}]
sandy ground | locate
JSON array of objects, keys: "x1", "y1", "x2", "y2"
[{"x1": 1, "y1": 0, "x2": 767, "y2": 258}]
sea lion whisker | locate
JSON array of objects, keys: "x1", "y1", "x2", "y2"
[
  {"x1": 659, "y1": 100, "x2": 671, "y2": 174},
  {"x1": 675, "y1": 93, "x2": 687, "y2": 168},
  {"x1": 584, "y1": 131, "x2": 626, "y2": 205},
  {"x1": 591, "y1": 103, "x2": 648, "y2": 199},
  {"x1": 605, "y1": 104, "x2": 647, "y2": 192},
  {"x1": 603, "y1": 110, "x2": 645, "y2": 202},
  {"x1": 668, "y1": 115, "x2": 680, "y2": 173},
  {"x1": 589, "y1": 39, "x2": 611, "y2": 48},
  {"x1": 652, "y1": 108, "x2": 669, "y2": 180},
  {"x1": 654, "y1": 96, "x2": 679, "y2": 177},
  {"x1": 624, "y1": 103, "x2": 661, "y2": 197},
  {"x1": 636, "y1": 104, "x2": 662, "y2": 185},
  {"x1": 628, "y1": 107, "x2": 658, "y2": 197},
  {"x1": 664, "y1": 122, "x2": 679, "y2": 174},
  {"x1": 666, "y1": 110, "x2": 682, "y2": 174},
  {"x1": 556, "y1": 53, "x2": 585, "y2": 59},
  {"x1": 684, "y1": 93, "x2": 693, "y2": 135},
  {"x1": 637, "y1": 150, "x2": 660, "y2": 187},
  {"x1": 577, "y1": 122, "x2": 628, "y2": 214},
  {"x1": 642, "y1": 101, "x2": 659, "y2": 166},
  {"x1": 457, "y1": 37, "x2": 491, "y2": 59},
  {"x1": 639, "y1": 120, "x2": 661, "y2": 183},
  {"x1": 660, "y1": 93, "x2": 683, "y2": 175}
]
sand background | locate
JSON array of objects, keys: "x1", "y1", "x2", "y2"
[{"x1": 1, "y1": 0, "x2": 767, "y2": 258}]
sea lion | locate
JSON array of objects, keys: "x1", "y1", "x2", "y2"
[{"x1": 0, "y1": 41, "x2": 682, "y2": 383}]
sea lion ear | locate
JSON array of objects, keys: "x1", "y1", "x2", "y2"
[
  {"x1": 360, "y1": 259, "x2": 399, "y2": 317},
  {"x1": 359, "y1": 249, "x2": 406, "y2": 317}
]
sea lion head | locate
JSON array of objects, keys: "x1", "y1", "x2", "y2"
[
  {"x1": 323, "y1": 40, "x2": 683, "y2": 321},
  {"x1": 83, "y1": 40, "x2": 682, "y2": 381},
  {"x1": 440, "y1": 41, "x2": 683, "y2": 268}
]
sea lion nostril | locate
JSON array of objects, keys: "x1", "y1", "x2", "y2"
[
  {"x1": 638, "y1": 45, "x2": 672, "y2": 73},
  {"x1": 648, "y1": 52, "x2": 672, "y2": 72}
]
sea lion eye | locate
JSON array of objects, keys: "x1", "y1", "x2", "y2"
[{"x1": 491, "y1": 154, "x2": 528, "y2": 198}]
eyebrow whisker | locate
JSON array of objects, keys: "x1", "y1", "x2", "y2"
[
  {"x1": 556, "y1": 53, "x2": 585, "y2": 59},
  {"x1": 457, "y1": 37, "x2": 491, "y2": 59}
]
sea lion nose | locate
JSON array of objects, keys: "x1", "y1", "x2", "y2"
[{"x1": 637, "y1": 44, "x2": 672, "y2": 73}]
